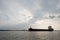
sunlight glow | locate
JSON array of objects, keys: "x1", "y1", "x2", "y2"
[{"x1": 31, "y1": 19, "x2": 55, "y2": 29}]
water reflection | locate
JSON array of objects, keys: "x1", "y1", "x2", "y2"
[
  {"x1": 0, "y1": 31, "x2": 60, "y2": 40},
  {"x1": 28, "y1": 31, "x2": 60, "y2": 40}
]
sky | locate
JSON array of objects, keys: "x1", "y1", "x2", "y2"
[{"x1": 0, "y1": 0, "x2": 60, "y2": 30}]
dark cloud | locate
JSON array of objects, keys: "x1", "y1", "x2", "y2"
[
  {"x1": 44, "y1": 15, "x2": 56, "y2": 19},
  {"x1": 49, "y1": 15, "x2": 55, "y2": 19},
  {"x1": 44, "y1": 14, "x2": 60, "y2": 19}
]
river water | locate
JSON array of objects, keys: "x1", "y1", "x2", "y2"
[{"x1": 0, "y1": 30, "x2": 60, "y2": 40}]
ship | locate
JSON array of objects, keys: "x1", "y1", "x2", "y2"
[{"x1": 28, "y1": 26, "x2": 54, "y2": 31}]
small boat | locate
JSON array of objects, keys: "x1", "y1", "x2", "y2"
[{"x1": 28, "y1": 26, "x2": 54, "y2": 31}]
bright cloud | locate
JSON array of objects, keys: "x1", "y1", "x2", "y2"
[
  {"x1": 0, "y1": 0, "x2": 33, "y2": 26},
  {"x1": 32, "y1": 19, "x2": 60, "y2": 30}
]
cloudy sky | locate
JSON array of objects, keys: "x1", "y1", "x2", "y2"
[{"x1": 0, "y1": 0, "x2": 60, "y2": 30}]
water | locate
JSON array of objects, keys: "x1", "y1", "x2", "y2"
[{"x1": 0, "y1": 30, "x2": 60, "y2": 40}]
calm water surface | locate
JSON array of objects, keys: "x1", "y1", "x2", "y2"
[{"x1": 0, "y1": 30, "x2": 60, "y2": 40}]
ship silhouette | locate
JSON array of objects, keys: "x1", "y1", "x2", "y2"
[{"x1": 28, "y1": 26, "x2": 54, "y2": 31}]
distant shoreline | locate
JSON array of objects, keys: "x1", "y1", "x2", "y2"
[{"x1": 0, "y1": 30, "x2": 28, "y2": 31}]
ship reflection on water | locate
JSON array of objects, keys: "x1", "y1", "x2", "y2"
[{"x1": 28, "y1": 26, "x2": 54, "y2": 31}]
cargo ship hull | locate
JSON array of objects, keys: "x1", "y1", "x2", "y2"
[
  {"x1": 28, "y1": 26, "x2": 54, "y2": 31},
  {"x1": 28, "y1": 29, "x2": 54, "y2": 31}
]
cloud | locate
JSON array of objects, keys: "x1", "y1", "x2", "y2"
[
  {"x1": 49, "y1": 16, "x2": 55, "y2": 19},
  {"x1": 0, "y1": 0, "x2": 33, "y2": 26},
  {"x1": 44, "y1": 14, "x2": 60, "y2": 19},
  {"x1": 0, "y1": 0, "x2": 60, "y2": 30},
  {"x1": 0, "y1": 13, "x2": 9, "y2": 21},
  {"x1": 32, "y1": 19, "x2": 60, "y2": 30},
  {"x1": 43, "y1": 14, "x2": 55, "y2": 19},
  {"x1": 57, "y1": 15, "x2": 60, "y2": 18}
]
